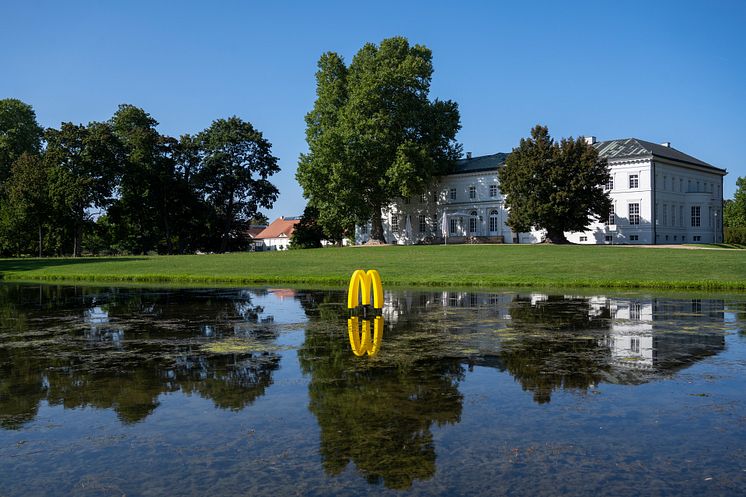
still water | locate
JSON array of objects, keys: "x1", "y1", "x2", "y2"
[{"x1": 0, "y1": 283, "x2": 744, "y2": 496}]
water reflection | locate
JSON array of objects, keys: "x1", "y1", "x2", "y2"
[
  {"x1": 298, "y1": 312, "x2": 463, "y2": 489},
  {"x1": 0, "y1": 285, "x2": 282, "y2": 428},
  {"x1": 347, "y1": 316, "x2": 384, "y2": 356}
]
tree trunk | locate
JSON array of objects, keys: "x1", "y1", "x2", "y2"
[
  {"x1": 38, "y1": 225, "x2": 42, "y2": 258},
  {"x1": 220, "y1": 195, "x2": 235, "y2": 253},
  {"x1": 370, "y1": 205, "x2": 386, "y2": 243},
  {"x1": 545, "y1": 230, "x2": 570, "y2": 244}
]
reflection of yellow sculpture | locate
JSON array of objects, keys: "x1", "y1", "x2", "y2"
[
  {"x1": 347, "y1": 269, "x2": 383, "y2": 309},
  {"x1": 348, "y1": 316, "x2": 384, "y2": 356}
]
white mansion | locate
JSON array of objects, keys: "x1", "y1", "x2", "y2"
[{"x1": 355, "y1": 137, "x2": 726, "y2": 245}]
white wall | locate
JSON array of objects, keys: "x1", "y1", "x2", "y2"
[{"x1": 357, "y1": 155, "x2": 724, "y2": 246}]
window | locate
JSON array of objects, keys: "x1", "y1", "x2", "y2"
[
  {"x1": 418, "y1": 214, "x2": 426, "y2": 233},
  {"x1": 691, "y1": 206, "x2": 701, "y2": 227},
  {"x1": 674, "y1": 235, "x2": 677, "y2": 241},
  {"x1": 630, "y1": 302, "x2": 641, "y2": 320},
  {"x1": 606, "y1": 205, "x2": 615, "y2": 225},
  {"x1": 682, "y1": 235, "x2": 686, "y2": 242},
  {"x1": 672, "y1": 205, "x2": 676, "y2": 226},
  {"x1": 688, "y1": 180, "x2": 692, "y2": 191},
  {"x1": 469, "y1": 186, "x2": 476, "y2": 200},
  {"x1": 662, "y1": 204, "x2": 667, "y2": 226},
  {"x1": 629, "y1": 174, "x2": 639, "y2": 189},
  {"x1": 693, "y1": 235, "x2": 701, "y2": 242},
  {"x1": 360, "y1": 224, "x2": 368, "y2": 235},
  {"x1": 691, "y1": 299, "x2": 701, "y2": 314},
  {"x1": 391, "y1": 215, "x2": 399, "y2": 234},
  {"x1": 665, "y1": 235, "x2": 669, "y2": 241},
  {"x1": 449, "y1": 217, "x2": 458, "y2": 235},
  {"x1": 469, "y1": 211, "x2": 477, "y2": 234},
  {"x1": 630, "y1": 235, "x2": 639, "y2": 241},
  {"x1": 606, "y1": 175, "x2": 614, "y2": 190},
  {"x1": 679, "y1": 206, "x2": 684, "y2": 227},
  {"x1": 489, "y1": 210, "x2": 499, "y2": 232},
  {"x1": 489, "y1": 184, "x2": 498, "y2": 197},
  {"x1": 579, "y1": 236, "x2": 587, "y2": 242},
  {"x1": 629, "y1": 203, "x2": 640, "y2": 225},
  {"x1": 449, "y1": 188, "x2": 457, "y2": 200},
  {"x1": 663, "y1": 176, "x2": 667, "y2": 190},
  {"x1": 696, "y1": 181, "x2": 700, "y2": 192},
  {"x1": 630, "y1": 337, "x2": 640, "y2": 353},
  {"x1": 680, "y1": 178, "x2": 683, "y2": 192}
]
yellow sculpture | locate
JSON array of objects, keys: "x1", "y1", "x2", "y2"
[
  {"x1": 347, "y1": 269, "x2": 384, "y2": 356},
  {"x1": 348, "y1": 316, "x2": 384, "y2": 356},
  {"x1": 347, "y1": 269, "x2": 383, "y2": 309}
]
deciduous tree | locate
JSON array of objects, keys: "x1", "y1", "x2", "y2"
[
  {"x1": 0, "y1": 99, "x2": 43, "y2": 184},
  {"x1": 498, "y1": 125, "x2": 611, "y2": 243},
  {"x1": 196, "y1": 117, "x2": 279, "y2": 252},
  {"x1": 44, "y1": 122, "x2": 121, "y2": 256},
  {"x1": 297, "y1": 37, "x2": 461, "y2": 243}
]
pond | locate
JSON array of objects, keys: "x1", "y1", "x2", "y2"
[{"x1": 0, "y1": 283, "x2": 744, "y2": 496}]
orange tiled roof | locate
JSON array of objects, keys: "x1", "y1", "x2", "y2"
[{"x1": 255, "y1": 217, "x2": 300, "y2": 239}]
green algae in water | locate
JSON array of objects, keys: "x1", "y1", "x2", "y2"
[{"x1": 202, "y1": 337, "x2": 290, "y2": 354}]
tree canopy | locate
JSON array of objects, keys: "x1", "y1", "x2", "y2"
[
  {"x1": 498, "y1": 125, "x2": 611, "y2": 243},
  {"x1": 724, "y1": 177, "x2": 746, "y2": 228},
  {"x1": 297, "y1": 37, "x2": 462, "y2": 242},
  {"x1": 0, "y1": 99, "x2": 280, "y2": 256},
  {"x1": 0, "y1": 98, "x2": 43, "y2": 184}
]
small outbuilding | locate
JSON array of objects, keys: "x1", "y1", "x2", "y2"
[{"x1": 253, "y1": 216, "x2": 301, "y2": 251}]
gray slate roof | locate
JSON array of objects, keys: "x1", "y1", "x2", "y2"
[
  {"x1": 451, "y1": 152, "x2": 508, "y2": 174},
  {"x1": 594, "y1": 138, "x2": 725, "y2": 173},
  {"x1": 449, "y1": 139, "x2": 724, "y2": 176}
]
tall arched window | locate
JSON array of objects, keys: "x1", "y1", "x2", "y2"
[
  {"x1": 469, "y1": 210, "x2": 478, "y2": 234},
  {"x1": 489, "y1": 210, "x2": 499, "y2": 233}
]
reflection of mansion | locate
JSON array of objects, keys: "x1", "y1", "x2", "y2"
[
  {"x1": 381, "y1": 290, "x2": 725, "y2": 374},
  {"x1": 356, "y1": 137, "x2": 726, "y2": 245}
]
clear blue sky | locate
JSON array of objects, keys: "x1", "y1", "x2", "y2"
[{"x1": 2, "y1": 0, "x2": 744, "y2": 220}]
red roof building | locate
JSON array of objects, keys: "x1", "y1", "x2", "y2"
[{"x1": 254, "y1": 216, "x2": 301, "y2": 251}]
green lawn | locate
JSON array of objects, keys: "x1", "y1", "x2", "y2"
[{"x1": 0, "y1": 245, "x2": 745, "y2": 290}]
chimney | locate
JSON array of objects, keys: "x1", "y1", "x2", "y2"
[
  {"x1": 466, "y1": 152, "x2": 472, "y2": 159},
  {"x1": 584, "y1": 136, "x2": 597, "y2": 145},
  {"x1": 661, "y1": 142, "x2": 671, "y2": 147}
]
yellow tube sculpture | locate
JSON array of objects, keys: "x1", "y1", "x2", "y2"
[
  {"x1": 347, "y1": 269, "x2": 383, "y2": 310},
  {"x1": 348, "y1": 316, "x2": 384, "y2": 356}
]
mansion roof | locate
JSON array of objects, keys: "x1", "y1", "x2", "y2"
[
  {"x1": 594, "y1": 138, "x2": 725, "y2": 173},
  {"x1": 452, "y1": 152, "x2": 508, "y2": 174},
  {"x1": 448, "y1": 138, "x2": 724, "y2": 176}
]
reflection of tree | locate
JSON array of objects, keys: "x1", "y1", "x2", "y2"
[
  {"x1": 0, "y1": 284, "x2": 279, "y2": 428},
  {"x1": 177, "y1": 353, "x2": 280, "y2": 411},
  {"x1": 502, "y1": 296, "x2": 612, "y2": 404},
  {"x1": 297, "y1": 292, "x2": 463, "y2": 489}
]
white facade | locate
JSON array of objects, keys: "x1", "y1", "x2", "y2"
[{"x1": 356, "y1": 138, "x2": 726, "y2": 245}]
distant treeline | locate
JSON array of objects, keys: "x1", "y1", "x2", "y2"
[{"x1": 0, "y1": 98, "x2": 279, "y2": 257}]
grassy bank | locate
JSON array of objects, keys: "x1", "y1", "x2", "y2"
[{"x1": 1, "y1": 245, "x2": 745, "y2": 290}]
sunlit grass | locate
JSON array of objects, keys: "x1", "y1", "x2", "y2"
[{"x1": 0, "y1": 244, "x2": 745, "y2": 290}]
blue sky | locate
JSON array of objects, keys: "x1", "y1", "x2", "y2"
[{"x1": 2, "y1": 0, "x2": 745, "y2": 219}]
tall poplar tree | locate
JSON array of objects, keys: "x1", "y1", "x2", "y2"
[
  {"x1": 297, "y1": 37, "x2": 462, "y2": 242},
  {"x1": 498, "y1": 125, "x2": 611, "y2": 243}
]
